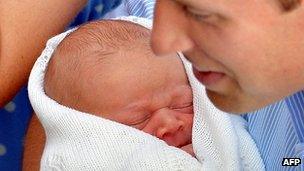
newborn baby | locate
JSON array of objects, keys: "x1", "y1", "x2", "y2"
[
  {"x1": 44, "y1": 20, "x2": 194, "y2": 154},
  {"x1": 28, "y1": 16, "x2": 264, "y2": 170}
]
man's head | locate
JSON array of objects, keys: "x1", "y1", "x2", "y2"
[
  {"x1": 151, "y1": 0, "x2": 304, "y2": 113},
  {"x1": 45, "y1": 20, "x2": 193, "y2": 148}
]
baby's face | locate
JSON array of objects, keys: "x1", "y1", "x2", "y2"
[{"x1": 83, "y1": 49, "x2": 193, "y2": 148}]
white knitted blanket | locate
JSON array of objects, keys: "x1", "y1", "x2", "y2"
[{"x1": 28, "y1": 16, "x2": 264, "y2": 171}]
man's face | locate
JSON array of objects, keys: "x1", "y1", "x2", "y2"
[
  {"x1": 151, "y1": 0, "x2": 304, "y2": 113},
  {"x1": 84, "y1": 49, "x2": 193, "y2": 148}
]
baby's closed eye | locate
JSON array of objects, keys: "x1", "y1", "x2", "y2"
[
  {"x1": 128, "y1": 113, "x2": 151, "y2": 129},
  {"x1": 170, "y1": 102, "x2": 193, "y2": 113}
]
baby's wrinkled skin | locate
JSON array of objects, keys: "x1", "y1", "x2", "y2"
[{"x1": 44, "y1": 20, "x2": 195, "y2": 155}]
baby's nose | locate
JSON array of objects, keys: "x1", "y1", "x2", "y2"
[{"x1": 156, "y1": 120, "x2": 185, "y2": 139}]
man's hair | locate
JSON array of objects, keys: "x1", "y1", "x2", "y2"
[
  {"x1": 278, "y1": 0, "x2": 302, "y2": 11},
  {"x1": 44, "y1": 20, "x2": 150, "y2": 109}
]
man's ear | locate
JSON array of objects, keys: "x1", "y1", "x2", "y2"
[{"x1": 278, "y1": 0, "x2": 302, "y2": 12}]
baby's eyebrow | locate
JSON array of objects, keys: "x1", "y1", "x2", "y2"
[{"x1": 126, "y1": 100, "x2": 151, "y2": 110}]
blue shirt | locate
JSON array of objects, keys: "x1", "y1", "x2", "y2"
[
  {"x1": 0, "y1": 0, "x2": 121, "y2": 170},
  {"x1": 244, "y1": 91, "x2": 304, "y2": 170}
]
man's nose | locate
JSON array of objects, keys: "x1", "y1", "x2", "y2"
[
  {"x1": 156, "y1": 119, "x2": 185, "y2": 139},
  {"x1": 151, "y1": 0, "x2": 194, "y2": 56}
]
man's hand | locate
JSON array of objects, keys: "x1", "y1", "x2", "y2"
[
  {"x1": 0, "y1": 0, "x2": 87, "y2": 107},
  {"x1": 23, "y1": 114, "x2": 45, "y2": 171}
]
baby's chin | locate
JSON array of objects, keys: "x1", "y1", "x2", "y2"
[
  {"x1": 180, "y1": 143, "x2": 195, "y2": 157},
  {"x1": 177, "y1": 140, "x2": 192, "y2": 148}
]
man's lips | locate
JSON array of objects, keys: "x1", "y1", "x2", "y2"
[{"x1": 192, "y1": 67, "x2": 225, "y2": 86}]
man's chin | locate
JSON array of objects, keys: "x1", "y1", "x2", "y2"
[{"x1": 205, "y1": 89, "x2": 263, "y2": 114}]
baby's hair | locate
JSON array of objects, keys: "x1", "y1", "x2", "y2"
[
  {"x1": 58, "y1": 20, "x2": 151, "y2": 56},
  {"x1": 44, "y1": 20, "x2": 151, "y2": 109}
]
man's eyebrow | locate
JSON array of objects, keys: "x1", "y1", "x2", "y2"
[
  {"x1": 173, "y1": 0, "x2": 214, "y2": 12},
  {"x1": 174, "y1": 0, "x2": 196, "y2": 6},
  {"x1": 172, "y1": 0, "x2": 229, "y2": 18},
  {"x1": 172, "y1": 0, "x2": 205, "y2": 14}
]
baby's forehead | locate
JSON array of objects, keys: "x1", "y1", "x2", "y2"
[
  {"x1": 93, "y1": 55, "x2": 190, "y2": 107},
  {"x1": 46, "y1": 19, "x2": 190, "y2": 116}
]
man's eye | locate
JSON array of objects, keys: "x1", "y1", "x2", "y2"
[
  {"x1": 188, "y1": 11, "x2": 211, "y2": 21},
  {"x1": 185, "y1": 7, "x2": 212, "y2": 21}
]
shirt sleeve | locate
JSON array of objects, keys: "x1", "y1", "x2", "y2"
[
  {"x1": 103, "y1": 0, "x2": 155, "y2": 19},
  {"x1": 69, "y1": 0, "x2": 122, "y2": 27}
]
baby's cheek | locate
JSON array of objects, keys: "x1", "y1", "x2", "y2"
[
  {"x1": 140, "y1": 120, "x2": 160, "y2": 136},
  {"x1": 177, "y1": 113, "x2": 194, "y2": 139},
  {"x1": 178, "y1": 112, "x2": 194, "y2": 127}
]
